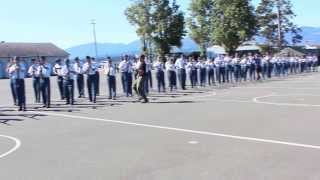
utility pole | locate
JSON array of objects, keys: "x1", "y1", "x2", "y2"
[{"x1": 90, "y1": 19, "x2": 98, "y2": 59}]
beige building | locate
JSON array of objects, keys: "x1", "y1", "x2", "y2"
[{"x1": 0, "y1": 42, "x2": 69, "y2": 78}]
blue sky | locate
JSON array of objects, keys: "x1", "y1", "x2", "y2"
[{"x1": 0, "y1": 0, "x2": 319, "y2": 48}]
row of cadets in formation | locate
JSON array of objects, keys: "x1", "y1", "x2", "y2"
[
  {"x1": 52, "y1": 56, "x2": 100, "y2": 104},
  {"x1": 117, "y1": 54, "x2": 150, "y2": 102},
  {"x1": 53, "y1": 56, "x2": 100, "y2": 101},
  {"x1": 8, "y1": 56, "x2": 51, "y2": 111},
  {"x1": 52, "y1": 56, "x2": 100, "y2": 105},
  {"x1": 118, "y1": 55, "x2": 134, "y2": 97},
  {"x1": 170, "y1": 53, "x2": 319, "y2": 87},
  {"x1": 6, "y1": 53, "x2": 319, "y2": 110},
  {"x1": 54, "y1": 53, "x2": 318, "y2": 101},
  {"x1": 12, "y1": 56, "x2": 100, "y2": 111},
  {"x1": 117, "y1": 55, "x2": 156, "y2": 96}
]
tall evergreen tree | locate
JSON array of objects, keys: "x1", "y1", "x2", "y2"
[
  {"x1": 187, "y1": 0, "x2": 213, "y2": 57},
  {"x1": 152, "y1": 0, "x2": 186, "y2": 57},
  {"x1": 125, "y1": 0, "x2": 185, "y2": 58},
  {"x1": 211, "y1": 0, "x2": 257, "y2": 55},
  {"x1": 256, "y1": 0, "x2": 302, "y2": 49},
  {"x1": 125, "y1": 0, "x2": 153, "y2": 54}
]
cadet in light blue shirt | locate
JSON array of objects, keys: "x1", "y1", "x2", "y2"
[
  {"x1": 38, "y1": 56, "x2": 52, "y2": 108},
  {"x1": 83, "y1": 56, "x2": 99, "y2": 103},
  {"x1": 175, "y1": 55, "x2": 187, "y2": 90},
  {"x1": 104, "y1": 57, "x2": 117, "y2": 100},
  {"x1": 153, "y1": 57, "x2": 166, "y2": 93},
  {"x1": 8, "y1": 56, "x2": 27, "y2": 111}
]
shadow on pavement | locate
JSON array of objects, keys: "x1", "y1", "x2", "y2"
[{"x1": 0, "y1": 112, "x2": 47, "y2": 125}]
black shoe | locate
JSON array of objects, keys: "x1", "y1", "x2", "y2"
[{"x1": 141, "y1": 99, "x2": 149, "y2": 103}]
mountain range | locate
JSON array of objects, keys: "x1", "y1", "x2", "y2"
[{"x1": 66, "y1": 26, "x2": 320, "y2": 58}]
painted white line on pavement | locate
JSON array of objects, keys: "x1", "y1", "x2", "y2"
[
  {"x1": 0, "y1": 135, "x2": 21, "y2": 159},
  {"x1": 188, "y1": 141, "x2": 199, "y2": 145},
  {"x1": 253, "y1": 94, "x2": 320, "y2": 107},
  {"x1": 40, "y1": 112, "x2": 320, "y2": 150},
  {"x1": 235, "y1": 87, "x2": 320, "y2": 90}
]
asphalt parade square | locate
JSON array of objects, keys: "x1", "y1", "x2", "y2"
[{"x1": 1, "y1": 72, "x2": 320, "y2": 180}]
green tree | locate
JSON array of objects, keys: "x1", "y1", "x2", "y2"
[
  {"x1": 125, "y1": 0, "x2": 186, "y2": 58},
  {"x1": 187, "y1": 0, "x2": 213, "y2": 57},
  {"x1": 256, "y1": 0, "x2": 302, "y2": 50},
  {"x1": 211, "y1": 0, "x2": 257, "y2": 55},
  {"x1": 125, "y1": 0, "x2": 153, "y2": 54},
  {"x1": 152, "y1": 0, "x2": 186, "y2": 57}
]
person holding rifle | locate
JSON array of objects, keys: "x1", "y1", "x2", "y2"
[
  {"x1": 61, "y1": 59, "x2": 76, "y2": 105},
  {"x1": 103, "y1": 57, "x2": 117, "y2": 100},
  {"x1": 74, "y1": 57, "x2": 85, "y2": 98},
  {"x1": 8, "y1": 56, "x2": 26, "y2": 111},
  {"x1": 166, "y1": 57, "x2": 177, "y2": 92},
  {"x1": 53, "y1": 59, "x2": 64, "y2": 100},
  {"x1": 83, "y1": 56, "x2": 98, "y2": 103},
  {"x1": 118, "y1": 55, "x2": 130, "y2": 97},
  {"x1": 175, "y1": 55, "x2": 187, "y2": 90},
  {"x1": 153, "y1": 56, "x2": 166, "y2": 93},
  {"x1": 38, "y1": 56, "x2": 52, "y2": 108},
  {"x1": 28, "y1": 58, "x2": 41, "y2": 103},
  {"x1": 6, "y1": 58, "x2": 18, "y2": 106},
  {"x1": 92, "y1": 57, "x2": 100, "y2": 96}
]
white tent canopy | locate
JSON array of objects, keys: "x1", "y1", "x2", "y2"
[
  {"x1": 236, "y1": 44, "x2": 261, "y2": 51},
  {"x1": 207, "y1": 44, "x2": 261, "y2": 57},
  {"x1": 207, "y1": 45, "x2": 227, "y2": 56}
]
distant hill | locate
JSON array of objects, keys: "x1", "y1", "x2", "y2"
[
  {"x1": 66, "y1": 26, "x2": 320, "y2": 58},
  {"x1": 299, "y1": 26, "x2": 320, "y2": 44},
  {"x1": 65, "y1": 38, "x2": 199, "y2": 59},
  {"x1": 66, "y1": 41, "x2": 140, "y2": 59}
]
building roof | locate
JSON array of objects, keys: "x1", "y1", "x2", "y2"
[
  {"x1": 0, "y1": 42, "x2": 69, "y2": 58},
  {"x1": 275, "y1": 47, "x2": 306, "y2": 57}
]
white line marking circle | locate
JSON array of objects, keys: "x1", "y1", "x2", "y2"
[
  {"x1": 253, "y1": 94, "x2": 320, "y2": 107},
  {"x1": 0, "y1": 135, "x2": 21, "y2": 159}
]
